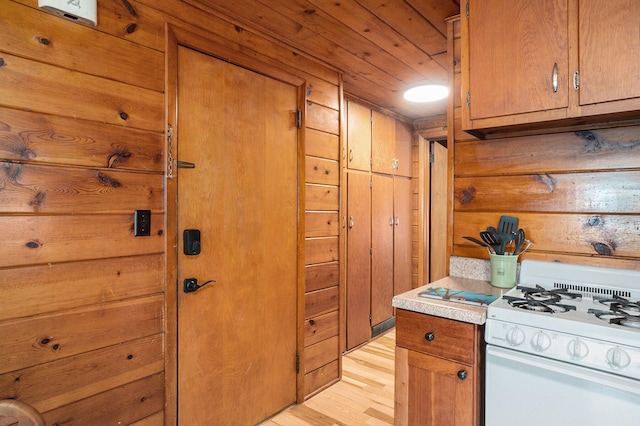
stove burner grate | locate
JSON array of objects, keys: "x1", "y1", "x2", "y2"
[
  {"x1": 504, "y1": 295, "x2": 577, "y2": 314},
  {"x1": 588, "y1": 308, "x2": 640, "y2": 329},
  {"x1": 517, "y1": 285, "x2": 582, "y2": 302}
]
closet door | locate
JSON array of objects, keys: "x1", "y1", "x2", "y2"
[
  {"x1": 371, "y1": 174, "x2": 394, "y2": 326},
  {"x1": 346, "y1": 171, "x2": 371, "y2": 349}
]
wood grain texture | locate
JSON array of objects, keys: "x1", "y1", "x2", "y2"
[
  {"x1": 0, "y1": 53, "x2": 163, "y2": 132},
  {"x1": 0, "y1": 108, "x2": 163, "y2": 171},
  {"x1": 305, "y1": 184, "x2": 340, "y2": 211},
  {"x1": 0, "y1": 296, "x2": 163, "y2": 375},
  {"x1": 305, "y1": 262, "x2": 340, "y2": 293},
  {"x1": 0, "y1": 334, "x2": 163, "y2": 413}
]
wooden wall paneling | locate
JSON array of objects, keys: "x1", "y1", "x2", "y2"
[
  {"x1": 305, "y1": 184, "x2": 340, "y2": 211},
  {"x1": 42, "y1": 373, "x2": 165, "y2": 425},
  {"x1": 305, "y1": 236, "x2": 339, "y2": 265},
  {"x1": 0, "y1": 53, "x2": 163, "y2": 132},
  {"x1": 306, "y1": 128, "x2": 340, "y2": 160},
  {"x1": 130, "y1": 412, "x2": 165, "y2": 426},
  {"x1": 305, "y1": 262, "x2": 340, "y2": 293},
  {"x1": 305, "y1": 156, "x2": 340, "y2": 185},
  {"x1": 0, "y1": 334, "x2": 163, "y2": 413},
  {"x1": 307, "y1": 102, "x2": 340, "y2": 134},
  {"x1": 0, "y1": 255, "x2": 163, "y2": 321},
  {"x1": 305, "y1": 212, "x2": 340, "y2": 238},
  {"x1": 304, "y1": 311, "x2": 340, "y2": 347},
  {"x1": 0, "y1": 215, "x2": 163, "y2": 267},
  {"x1": 0, "y1": 163, "x2": 163, "y2": 213},
  {"x1": 304, "y1": 335, "x2": 340, "y2": 373},
  {"x1": 454, "y1": 126, "x2": 640, "y2": 176},
  {"x1": 0, "y1": 2, "x2": 163, "y2": 92},
  {"x1": 455, "y1": 171, "x2": 640, "y2": 213},
  {"x1": 305, "y1": 287, "x2": 340, "y2": 319},
  {"x1": 0, "y1": 108, "x2": 163, "y2": 172},
  {"x1": 453, "y1": 211, "x2": 640, "y2": 260},
  {"x1": 0, "y1": 296, "x2": 163, "y2": 375},
  {"x1": 304, "y1": 360, "x2": 339, "y2": 397}
]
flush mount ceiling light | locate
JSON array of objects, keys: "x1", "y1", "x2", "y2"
[{"x1": 403, "y1": 84, "x2": 449, "y2": 103}]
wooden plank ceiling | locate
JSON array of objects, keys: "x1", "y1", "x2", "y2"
[{"x1": 184, "y1": 0, "x2": 461, "y2": 120}]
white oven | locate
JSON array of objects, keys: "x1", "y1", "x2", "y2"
[{"x1": 484, "y1": 260, "x2": 640, "y2": 425}]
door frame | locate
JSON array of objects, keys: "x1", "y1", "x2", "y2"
[{"x1": 164, "y1": 24, "x2": 307, "y2": 425}]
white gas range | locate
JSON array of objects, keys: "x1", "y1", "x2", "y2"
[{"x1": 484, "y1": 259, "x2": 640, "y2": 425}]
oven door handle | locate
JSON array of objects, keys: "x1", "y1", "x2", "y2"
[{"x1": 487, "y1": 345, "x2": 640, "y2": 396}]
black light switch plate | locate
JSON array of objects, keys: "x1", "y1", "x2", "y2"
[{"x1": 134, "y1": 210, "x2": 151, "y2": 236}]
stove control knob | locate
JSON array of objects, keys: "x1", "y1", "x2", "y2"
[
  {"x1": 606, "y1": 347, "x2": 631, "y2": 370},
  {"x1": 505, "y1": 326, "x2": 525, "y2": 346},
  {"x1": 531, "y1": 331, "x2": 551, "y2": 352},
  {"x1": 567, "y1": 339, "x2": 589, "y2": 359}
]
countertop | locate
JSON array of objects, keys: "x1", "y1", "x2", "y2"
[{"x1": 392, "y1": 276, "x2": 508, "y2": 325}]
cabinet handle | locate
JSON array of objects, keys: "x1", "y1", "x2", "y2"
[
  {"x1": 395, "y1": 215, "x2": 399, "y2": 226},
  {"x1": 552, "y1": 63, "x2": 558, "y2": 93},
  {"x1": 457, "y1": 370, "x2": 468, "y2": 380},
  {"x1": 349, "y1": 215, "x2": 355, "y2": 229},
  {"x1": 425, "y1": 332, "x2": 435, "y2": 342},
  {"x1": 349, "y1": 149, "x2": 354, "y2": 162},
  {"x1": 389, "y1": 216, "x2": 394, "y2": 226}
]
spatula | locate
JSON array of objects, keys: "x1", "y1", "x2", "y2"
[
  {"x1": 497, "y1": 216, "x2": 519, "y2": 254},
  {"x1": 480, "y1": 230, "x2": 502, "y2": 255}
]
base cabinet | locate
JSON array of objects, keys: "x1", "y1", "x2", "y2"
[{"x1": 395, "y1": 309, "x2": 483, "y2": 426}]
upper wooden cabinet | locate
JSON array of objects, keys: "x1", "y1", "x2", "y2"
[
  {"x1": 346, "y1": 100, "x2": 371, "y2": 172},
  {"x1": 372, "y1": 111, "x2": 412, "y2": 177},
  {"x1": 462, "y1": 0, "x2": 640, "y2": 138}
]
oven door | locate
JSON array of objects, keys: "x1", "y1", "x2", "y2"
[{"x1": 486, "y1": 345, "x2": 640, "y2": 425}]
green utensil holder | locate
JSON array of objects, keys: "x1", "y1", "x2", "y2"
[{"x1": 489, "y1": 254, "x2": 518, "y2": 288}]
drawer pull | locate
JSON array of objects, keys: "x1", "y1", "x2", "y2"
[
  {"x1": 457, "y1": 370, "x2": 467, "y2": 380},
  {"x1": 425, "y1": 332, "x2": 435, "y2": 342}
]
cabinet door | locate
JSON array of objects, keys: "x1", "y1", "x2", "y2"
[
  {"x1": 371, "y1": 110, "x2": 396, "y2": 174},
  {"x1": 371, "y1": 174, "x2": 394, "y2": 326},
  {"x1": 346, "y1": 171, "x2": 371, "y2": 349},
  {"x1": 346, "y1": 100, "x2": 371, "y2": 171},
  {"x1": 465, "y1": 0, "x2": 569, "y2": 120},
  {"x1": 400, "y1": 349, "x2": 476, "y2": 426},
  {"x1": 579, "y1": 0, "x2": 640, "y2": 107},
  {"x1": 393, "y1": 176, "x2": 412, "y2": 296},
  {"x1": 394, "y1": 120, "x2": 413, "y2": 177}
]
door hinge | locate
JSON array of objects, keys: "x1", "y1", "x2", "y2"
[
  {"x1": 296, "y1": 353, "x2": 300, "y2": 373},
  {"x1": 167, "y1": 123, "x2": 174, "y2": 179},
  {"x1": 573, "y1": 71, "x2": 580, "y2": 91},
  {"x1": 429, "y1": 152, "x2": 434, "y2": 163},
  {"x1": 370, "y1": 247, "x2": 373, "y2": 256},
  {"x1": 466, "y1": 91, "x2": 471, "y2": 107},
  {"x1": 296, "y1": 109, "x2": 302, "y2": 129}
]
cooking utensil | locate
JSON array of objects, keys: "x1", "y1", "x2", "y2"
[
  {"x1": 480, "y1": 230, "x2": 502, "y2": 255},
  {"x1": 497, "y1": 216, "x2": 519, "y2": 254},
  {"x1": 513, "y1": 228, "x2": 526, "y2": 255},
  {"x1": 463, "y1": 236, "x2": 489, "y2": 248},
  {"x1": 463, "y1": 236, "x2": 494, "y2": 255}
]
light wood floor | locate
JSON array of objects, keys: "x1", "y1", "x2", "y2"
[{"x1": 260, "y1": 329, "x2": 395, "y2": 426}]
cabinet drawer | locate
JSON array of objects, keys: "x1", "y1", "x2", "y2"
[{"x1": 395, "y1": 309, "x2": 476, "y2": 365}]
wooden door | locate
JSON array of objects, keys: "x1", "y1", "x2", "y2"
[
  {"x1": 393, "y1": 176, "x2": 412, "y2": 295},
  {"x1": 578, "y1": 0, "x2": 640, "y2": 106},
  {"x1": 371, "y1": 110, "x2": 396, "y2": 174},
  {"x1": 176, "y1": 46, "x2": 298, "y2": 425},
  {"x1": 346, "y1": 171, "x2": 371, "y2": 349},
  {"x1": 466, "y1": 0, "x2": 569, "y2": 119},
  {"x1": 371, "y1": 174, "x2": 394, "y2": 326},
  {"x1": 346, "y1": 100, "x2": 371, "y2": 172}
]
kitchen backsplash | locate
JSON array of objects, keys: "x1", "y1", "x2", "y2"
[{"x1": 449, "y1": 256, "x2": 492, "y2": 281}]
